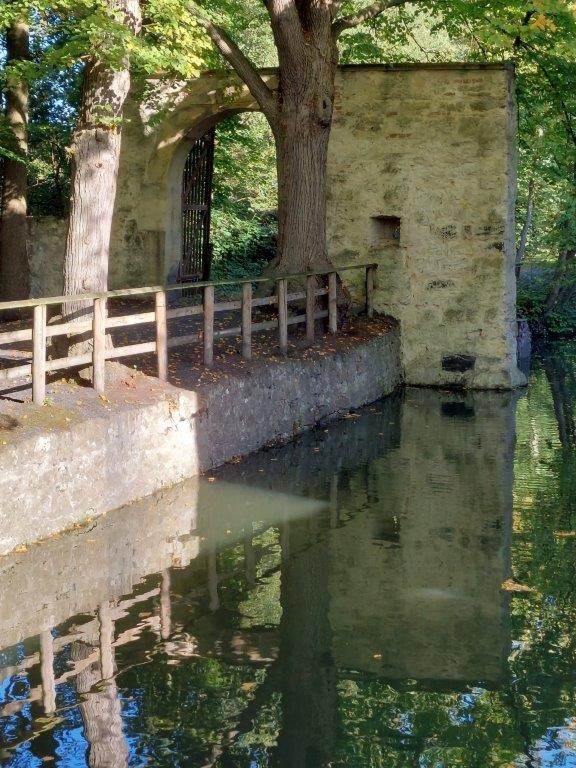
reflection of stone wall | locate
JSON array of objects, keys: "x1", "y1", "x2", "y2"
[
  {"x1": 0, "y1": 478, "x2": 200, "y2": 651},
  {"x1": 328, "y1": 388, "x2": 516, "y2": 685}
]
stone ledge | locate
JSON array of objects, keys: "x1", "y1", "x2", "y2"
[{"x1": 0, "y1": 319, "x2": 401, "y2": 556}]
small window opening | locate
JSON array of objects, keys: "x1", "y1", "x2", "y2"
[{"x1": 370, "y1": 215, "x2": 401, "y2": 246}]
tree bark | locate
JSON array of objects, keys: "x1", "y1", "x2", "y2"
[
  {"x1": 62, "y1": 0, "x2": 141, "y2": 353},
  {"x1": 0, "y1": 19, "x2": 30, "y2": 315},
  {"x1": 542, "y1": 248, "x2": 576, "y2": 319},
  {"x1": 273, "y1": 82, "x2": 333, "y2": 272},
  {"x1": 267, "y1": 5, "x2": 336, "y2": 272}
]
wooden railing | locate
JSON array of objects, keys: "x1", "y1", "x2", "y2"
[{"x1": 0, "y1": 263, "x2": 377, "y2": 404}]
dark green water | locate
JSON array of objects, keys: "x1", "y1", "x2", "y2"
[{"x1": 0, "y1": 343, "x2": 575, "y2": 767}]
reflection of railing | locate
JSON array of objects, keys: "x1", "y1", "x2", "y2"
[
  {"x1": 0, "y1": 263, "x2": 377, "y2": 404},
  {"x1": 0, "y1": 522, "x2": 277, "y2": 725}
]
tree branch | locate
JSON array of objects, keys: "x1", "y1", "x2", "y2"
[
  {"x1": 265, "y1": 0, "x2": 307, "y2": 76},
  {"x1": 189, "y1": 5, "x2": 277, "y2": 120},
  {"x1": 332, "y1": 0, "x2": 409, "y2": 39}
]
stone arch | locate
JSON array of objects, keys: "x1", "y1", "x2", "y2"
[{"x1": 139, "y1": 70, "x2": 278, "y2": 283}]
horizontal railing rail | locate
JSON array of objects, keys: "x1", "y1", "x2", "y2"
[{"x1": 0, "y1": 262, "x2": 377, "y2": 404}]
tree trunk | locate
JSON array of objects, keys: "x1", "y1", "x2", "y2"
[
  {"x1": 198, "y1": 0, "x2": 409, "y2": 278},
  {"x1": 516, "y1": 177, "x2": 534, "y2": 280},
  {"x1": 542, "y1": 248, "x2": 576, "y2": 319},
  {"x1": 0, "y1": 19, "x2": 30, "y2": 316},
  {"x1": 270, "y1": 17, "x2": 337, "y2": 273},
  {"x1": 274, "y1": 117, "x2": 332, "y2": 272},
  {"x1": 62, "y1": 0, "x2": 141, "y2": 354}
]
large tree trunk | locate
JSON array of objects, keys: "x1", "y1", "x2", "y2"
[
  {"x1": 270, "y1": 13, "x2": 337, "y2": 273},
  {"x1": 62, "y1": 0, "x2": 141, "y2": 354},
  {"x1": 274, "y1": 107, "x2": 332, "y2": 272},
  {"x1": 0, "y1": 19, "x2": 30, "y2": 316}
]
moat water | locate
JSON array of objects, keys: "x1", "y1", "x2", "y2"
[{"x1": 0, "y1": 342, "x2": 575, "y2": 767}]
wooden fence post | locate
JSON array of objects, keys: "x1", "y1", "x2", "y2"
[
  {"x1": 277, "y1": 278, "x2": 288, "y2": 355},
  {"x1": 155, "y1": 290, "x2": 168, "y2": 381},
  {"x1": 366, "y1": 265, "x2": 375, "y2": 319},
  {"x1": 99, "y1": 601, "x2": 114, "y2": 680},
  {"x1": 92, "y1": 297, "x2": 106, "y2": 394},
  {"x1": 203, "y1": 284, "x2": 214, "y2": 367},
  {"x1": 160, "y1": 569, "x2": 172, "y2": 641},
  {"x1": 328, "y1": 272, "x2": 337, "y2": 334},
  {"x1": 241, "y1": 282, "x2": 252, "y2": 360},
  {"x1": 32, "y1": 304, "x2": 47, "y2": 404},
  {"x1": 306, "y1": 275, "x2": 316, "y2": 343}
]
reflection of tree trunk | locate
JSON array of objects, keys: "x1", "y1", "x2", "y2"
[
  {"x1": 276, "y1": 514, "x2": 337, "y2": 768},
  {"x1": 207, "y1": 546, "x2": 220, "y2": 612},
  {"x1": 244, "y1": 535, "x2": 256, "y2": 589},
  {"x1": 73, "y1": 611, "x2": 128, "y2": 768},
  {"x1": 541, "y1": 354, "x2": 576, "y2": 448}
]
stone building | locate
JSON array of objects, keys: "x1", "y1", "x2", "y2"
[{"x1": 29, "y1": 63, "x2": 524, "y2": 390}]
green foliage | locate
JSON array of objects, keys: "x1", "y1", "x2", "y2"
[
  {"x1": 210, "y1": 112, "x2": 277, "y2": 282},
  {"x1": 517, "y1": 259, "x2": 576, "y2": 336},
  {"x1": 0, "y1": 0, "x2": 211, "y2": 216}
]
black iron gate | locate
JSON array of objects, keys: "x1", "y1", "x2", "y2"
[{"x1": 179, "y1": 128, "x2": 215, "y2": 284}]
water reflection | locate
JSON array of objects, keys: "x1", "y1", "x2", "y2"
[
  {"x1": 0, "y1": 367, "x2": 574, "y2": 766},
  {"x1": 540, "y1": 343, "x2": 576, "y2": 448}
]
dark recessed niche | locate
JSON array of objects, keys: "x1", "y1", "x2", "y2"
[
  {"x1": 442, "y1": 354, "x2": 476, "y2": 372},
  {"x1": 370, "y1": 215, "x2": 401, "y2": 246},
  {"x1": 441, "y1": 402, "x2": 475, "y2": 419},
  {"x1": 372, "y1": 514, "x2": 400, "y2": 545}
]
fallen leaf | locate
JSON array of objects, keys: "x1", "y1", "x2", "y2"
[{"x1": 501, "y1": 579, "x2": 537, "y2": 594}]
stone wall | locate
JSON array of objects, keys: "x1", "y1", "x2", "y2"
[
  {"x1": 25, "y1": 64, "x2": 524, "y2": 390},
  {"x1": 327, "y1": 65, "x2": 523, "y2": 390},
  {"x1": 27, "y1": 216, "x2": 67, "y2": 297},
  {"x1": 114, "y1": 64, "x2": 525, "y2": 390},
  {"x1": 0, "y1": 326, "x2": 401, "y2": 556}
]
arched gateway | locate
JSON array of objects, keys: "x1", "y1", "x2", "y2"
[{"x1": 109, "y1": 63, "x2": 525, "y2": 390}]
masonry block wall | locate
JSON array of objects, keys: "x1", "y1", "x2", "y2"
[{"x1": 327, "y1": 64, "x2": 524, "y2": 389}]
